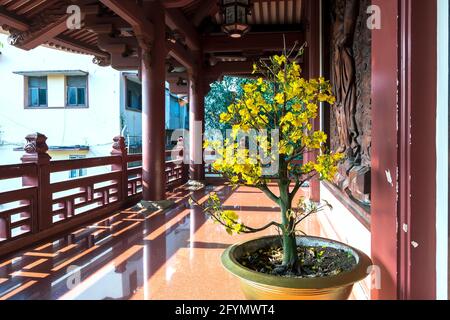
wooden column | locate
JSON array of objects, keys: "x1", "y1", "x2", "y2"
[
  {"x1": 370, "y1": 0, "x2": 400, "y2": 300},
  {"x1": 371, "y1": 0, "x2": 438, "y2": 300},
  {"x1": 188, "y1": 67, "x2": 205, "y2": 182},
  {"x1": 21, "y1": 133, "x2": 52, "y2": 231},
  {"x1": 399, "y1": 0, "x2": 437, "y2": 300},
  {"x1": 305, "y1": 0, "x2": 321, "y2": 202},
  {"x1": 111, "y1": 136, "x2": 128, "y2": 203},
  {"x1": 140, "y1": 1, "x2": 166, "y2": 201}
]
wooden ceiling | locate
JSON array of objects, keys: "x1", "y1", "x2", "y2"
[{"x1": 0, "y1": 0, "x2": 306, "y2": 91}]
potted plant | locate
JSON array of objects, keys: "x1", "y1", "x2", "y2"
[{"x1": 191, "y1": 42, "x2": 372, "y2": 300}]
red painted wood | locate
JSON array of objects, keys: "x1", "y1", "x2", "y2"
[
  {"x1": 188, "y1": 71, "x2": 206, "y2": 182},
  {"x1": 163, "y1": 0, "x2": 197, "y2": 8},
  {"x1": 402, "y1": 0, "x2": 437, "y2": 300},
  {"x1": 141, "y1": 1, "x2": 167, "y2": 201},
  {"x1": 202, "y1": 32, "x2": 305, "y2": 53},
  {"x1": 0, "y1": 132, "x2": 187, "y2": 257},
  {"x1": 98, "y1": 0, "x2": 154, "y2": 39},
  {"x1": 371, "y1": 0, "x2": 438, "y2": 300},
  {"x1": 304, "y1": 0, "x2": 320, "y2": 202},
  {"x1": 165, "y1": 8, "x2": 200, "y2": 51},
  {"x1": 371, "y1": 0, "x2": 400, "y2": 300}
]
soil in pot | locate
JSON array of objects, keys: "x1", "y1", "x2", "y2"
[{"x1": 237, "y1": 245, "x2": 357, "y2": 278}]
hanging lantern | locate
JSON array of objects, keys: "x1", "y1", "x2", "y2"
[{"x1": 220, "y1": 0, "x2": 251, "y2": 38}]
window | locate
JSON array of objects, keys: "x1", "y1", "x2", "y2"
[
  {"x1": 28, "y1": 76, "x2": 47, "y2": 107},
  {"x1": 67, "y1": 76, "x2": 87, "y2": 107},
  {"x1": 69, "y1": 155, "x2": 87, "y2": 178},
  {"x1": 126, "y1": 79, "x2": 142, "y2": 111}
]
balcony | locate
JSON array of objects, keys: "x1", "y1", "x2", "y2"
[
  {"x1": 0, "y1": 134, "x2": 187, "y2": 258},
  {"x1": 0, "y1": 177, "x2": 369, "y2": 300}
]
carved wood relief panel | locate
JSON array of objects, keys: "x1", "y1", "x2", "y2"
[{"x1": 328, "y1": 0, "x2": 372, "y2": 208}]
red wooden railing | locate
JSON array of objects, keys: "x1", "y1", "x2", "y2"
[{"x1": 0, "y1": 133, "x2": 188, "y2": 257}]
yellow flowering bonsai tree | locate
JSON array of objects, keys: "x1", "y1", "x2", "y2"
[{"x1": 193, "y1": 43, "x2": 344, "y2": 274}]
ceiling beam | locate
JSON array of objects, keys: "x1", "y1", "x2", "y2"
[
  {"x1": 166, "y1": 40, "x2": 195, "y2": 72},
  {"x1": 202, "y1": 31, "x2": 305, "y2": 53},
  {"x1": 84, "y1": 16, "x2": 132, "y2": 31},
  {"x1": 98, "y1": 0, "x2": 154, "y2": 39},
  {"x1": 165, "y1": 8, "x2": 200, "y2": 51},
  {"x1": 9, "y1": 3, "x2": 98, "y2": 51},
  {"x1": 204, "y1": 61, "x2": 255, "y2": 79},
  {"x1": 167, "y1": 79, "x2": 188, "y2": 95},
  {"x1": 0, "y1": 6, "x2": 29, "y2": 31},
  {"x1": 111, "y1": 53, "x2": 139, "y2": 70},
  {"x1": 20, "y1": 0, "x2": 60, "y2": 17},
  {"x1": 192, "y1": 0, "x2": 218, "y2": 26},
  {"x1": 17, "y1": 14, "x2": 71, "y2": 50},
  {"x1": 49, "y1": 35, "x2": 109, "y2": 58},
  {"x1": 163, "y1": 0, "x2": 197, "y2": 9},
  {"x1": 166, "y1": 72, "x2": 188, "y2": 81}
]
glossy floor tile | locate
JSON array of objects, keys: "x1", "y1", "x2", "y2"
[{"x1": 0, "y1": 184, "x2": 366, "y2": 300}]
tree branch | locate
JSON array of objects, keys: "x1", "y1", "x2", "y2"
[{"x1": 258, "y1": 183, "x2": 280, "y2": 204}]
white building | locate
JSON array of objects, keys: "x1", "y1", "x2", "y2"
[{"x1": 0, "y1": 33, "x2": 188, "y2": 166}]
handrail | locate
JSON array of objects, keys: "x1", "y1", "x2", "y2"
[
  {"x1": 0, "y1": 134, "x2": 188, "y2": 257},
  {"x1": 0, "y1": 163, "x2": 37, "y2": 180},
  {"x1": 50, "y1": 156, "x2": 122, "y2": 172}
]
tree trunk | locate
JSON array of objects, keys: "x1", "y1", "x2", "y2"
[{"x1": 279, "y1": 178, "x2": 298, "y2": 269}]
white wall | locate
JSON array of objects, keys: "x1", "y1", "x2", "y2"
[
  {"x1": 0, "y1": 33, "x2": 121, "y2": 148},
  {"x1": 436, "y1": 0, "x2": 449, "y2": 300},
  {"x1": 315, "y1": 184, "x2": 372, "y2": 300}
]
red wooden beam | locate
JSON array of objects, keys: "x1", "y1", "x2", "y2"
[
  {"x1": 202, "y1": 31, "x2": 304, "y2": 53},
  {"x1": 167, "y1": 80, "x2": 188, "y2": 94},
  {"x1": 204, "y1": 61, "x2": 255, "y2": 79},
  {"x1": 165, "y1": 8, "x2": 200, "y2": 51},
  {"x1": 19, "y1": 0, "x2": 60, "y2": 17},
  {"x1": 111, "y1": 54, "x2": 139, "y2": 70},
  {"x1": 98, "y1": 0, "x2": 154, "y2": 38},
  {"x1": 166, "y1": 40, "x2": 195, "y2": 72},
  {"x1": 166, "y1": 72, "x2": 188, "y2": 81},
  {"x1": 0, "y1": 6, "x2": 29, "y2": 31},
  {"x1": 163, "y1": 0, "x2": 197, "y2": 9},
  {"x1": 18, "y1": 14, "x2": 71, "y2": 50},
  {"x1": 49, "y1": 35, "x2": 109, "y2": 58},
  {"x1": 192, "y1": 0, "x2": 218, "y2": 26}
]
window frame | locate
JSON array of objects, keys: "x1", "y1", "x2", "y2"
[
  {"x1": 124, "y1": 77, "x2": 142, "y2": 112},
  {"x1": 65, "y1": 75, "x2": 89, "y2": 108},
  {"x1": 25, "y1": 76, "x2": 48, "y2": 108}
]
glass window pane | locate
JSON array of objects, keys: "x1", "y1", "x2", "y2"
[
  {"x1": 68, "y1": 87, "x2": 77, "y2": 105},
  {"x1": 237, "y1": 6, "x2": 246, "y2": 23},
  {"x1": 67, "y1": 76, "x2": 87, "y2": 88},
  {"x1": 39, "y1": 89, "x2": 47, "y2": 106},
  {"x1": 226, "y1": 6, "x2": 235, "y2": 24},
  {"x1": 29, "y1": 88, "x2": 38, "y2": 106},
  {"x1": 126, "y1": 79, "x2": 142, "y2": 111},
  {"x1": 77, "y1": 88, "x2": 86, "y2": 106},
  {"x1": 28, "y1": 76, "x2": 47, "y2": 88}
]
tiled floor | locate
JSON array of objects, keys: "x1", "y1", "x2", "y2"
[{"x1": 0, "y1": 183, "x2": 366, "y2": 300}]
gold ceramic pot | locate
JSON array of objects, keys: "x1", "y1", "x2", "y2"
[{"x1": 221, "y1": 235, "x2": 372, "y2": 300}]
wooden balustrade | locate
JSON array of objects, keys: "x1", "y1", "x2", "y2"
[{"x1": 0, "y1": 133, "x2": 188, "y2": 257}]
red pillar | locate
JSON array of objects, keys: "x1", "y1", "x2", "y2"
[
  {"x1": 141, "y1": 1, "x2": 166, "y2": 201},
  {"x1": 371, "y1": 0, "x2": 400, "y2": 300},
  {"x1": 188, "y1": 69, "x2": 205, "y2": 181},
  {"x1": 371, "y1": 0, "x2": 438, "y2": 300},
  {"x1": 111, "y1": 136, "x2": 128, "y2": 203},
  {"x1": 21, "y1": 133, "x2": 52, "y2": 231},
  {"x1": 399, "y1": 0, "x2": 437, "y2": 300},
  {"x1": 305, "y1": 0, "x2": 321, "y2": 202}
]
